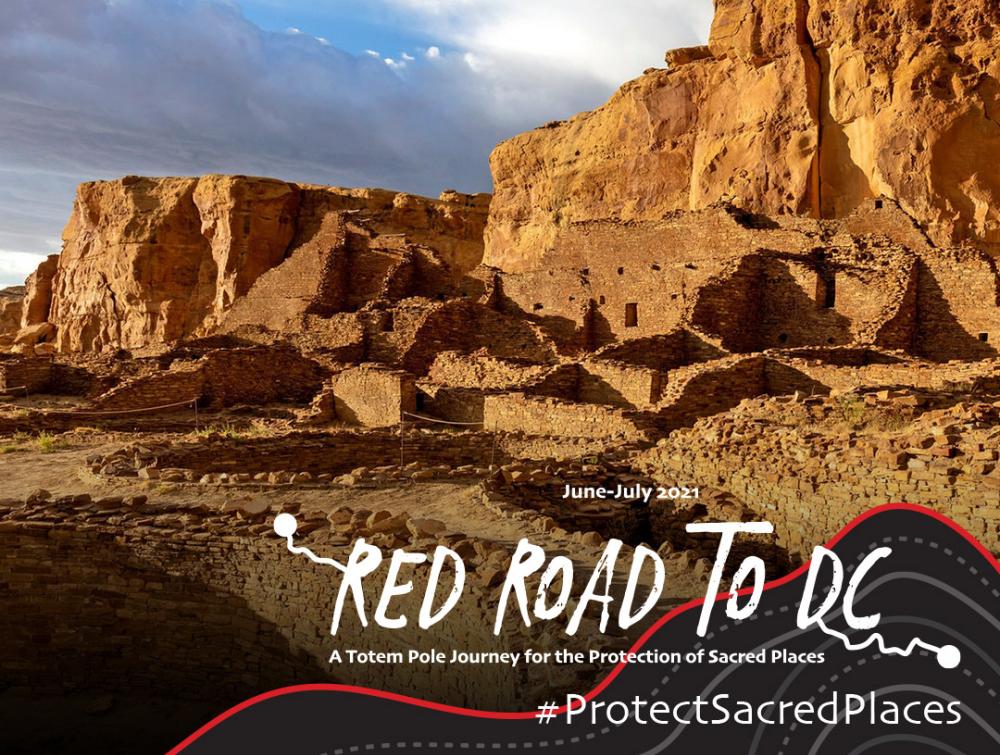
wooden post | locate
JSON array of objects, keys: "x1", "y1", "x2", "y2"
[
  {"x1": 399, "y1": 412, "x2": 405, "y2": 469},
  {"x1": 490, "y1": 422, "x2": 499, "y2": 468}
]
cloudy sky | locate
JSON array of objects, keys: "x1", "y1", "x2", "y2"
[{"x1": 0, "y1": 0, "x2": 713, "y2": 286}]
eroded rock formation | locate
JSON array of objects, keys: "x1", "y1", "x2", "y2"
[
  {"x1": 0, "y1": 286, "x2": 23, "y2": 347},
  {"x1": 23, "y1": 176, "x2": 488, "y2": 353},
  {"x1": 17, "y1": 1, "x2": 1000, "y2": 360},
  {"x1": 485, "y1": 0, "x2": 1000, "y2": 270},
  {"x1": 18, "y1": 255, "x2": 57, "y2": 332},
  {"x1": 7, "y1": 0, "x2": 1000, "y2": 395}
]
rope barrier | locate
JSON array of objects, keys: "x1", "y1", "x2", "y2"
[
  {"x1": 400, "y1": 411, "x2": 483, "y2": 427},
  {"x1": 39, "y1": 398, "x2": 199, "y2": 417},
  {"x1": 1, "y1": 385, "x2": 29, "y2": 400},
  {"x1": 398, "y1": 410, "x2": 499, "y2": 471}
]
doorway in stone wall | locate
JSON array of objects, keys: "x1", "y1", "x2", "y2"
[
  {"x1": 625, "y1": 302, "x2": 638, "y2": 328},
  {"x1": 816, "y1": 269, "x2": 836, "y2": 309}
]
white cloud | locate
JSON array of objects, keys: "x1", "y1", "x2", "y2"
[
  {"x1": 0, "y1": 0, "x2": 713, "y2": 268},
  {"x1": 462, "y1": 51, "x2": 483, "y2": 73},
  {"x1": 381, "y1": 0, "x2": 714, "y2": 85},
  {"x1": 0, "y1": 250, "x2": 47, "y2": 287}
]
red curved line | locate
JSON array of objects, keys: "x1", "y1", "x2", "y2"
[{"x1": 169, "y1": 502, "x2": 1000, "y2": 753}]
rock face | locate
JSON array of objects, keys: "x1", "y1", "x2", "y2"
[
  {"x1": 15, "y1": 0, "x2": 1000, "y2": 359},
  {"x1": 192, "y1": 175, "x2": 300, "y2": 314},
  {"x1": 22, "y1": 176, "x2": 489, "y2": 353},
  {"x1": 485, "y1": 0, "x2": 1000, "y2": 270},
  {"x1": 45, "y1": 176, "x2": 228, "y2": 352},
  {"x1": 20, "y1": 257, "x2": 57, "y2": 329},
  {"x1": 0, "y1": 287, "x2": 24, "y2": 348}
]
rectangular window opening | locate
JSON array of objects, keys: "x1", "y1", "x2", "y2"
[
  {"x1": 624, "y1": 302, "x2": 638, "y2": 328},
  {"x1": 816, "y1": 271, "x2": 836, "y2": 309},
  {"x1": 824, "y1": 273, "x2": 836, "y2": 308}
]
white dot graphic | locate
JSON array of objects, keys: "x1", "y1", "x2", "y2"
[
  {"x1": 936, "y1": 645, "x2": 961, "y2": 670},
  {"x1": 273, "y1": 512, "x2": 298, "y2": 538}
]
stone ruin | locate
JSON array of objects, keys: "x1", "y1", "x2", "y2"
[{"x1": 5, "y1": 0, "x2": 1000, "y2": 749}]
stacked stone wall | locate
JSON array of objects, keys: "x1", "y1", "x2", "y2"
[
  {"x1": 426, "y1": 351, "x2": 549, "y2": 389},
  {"x1": 0, "y1": 494, "x2": 525, "y2": 718},
  {"x1": 121, "y1": 429, "x2": 505, "y2": 477},
  {"x1": 483, "y1": 394, "x2": 648, "y2": 441},
  {"x1": 324, "y1": 365, "x2": 417, "y2": 427},
  {"x1": 92, "y1": 348, "x2": 326, "y2": 410},
  {"x1": 489, "y1": 205, "x2": 1000, "y2": 363},
  {"x1": 0, "y1": 356, "x2": 52, "y2": 393},
  {"x1": 637, "y1": 393, "x2": 1000, "y2": 559},
  {"x1": 653, "y1": 356, "x2": 768, "y2": 432},
  {"x1": 579, "y1": 359, "x2": 664, "y2": 408}
]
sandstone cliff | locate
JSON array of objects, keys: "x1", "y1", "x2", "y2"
[
  {"x1": 22, "y1": 176, "x2": 489, "y2": 353},
  {"x1": 20, "y1": 256, "x2": 58, "y2": 329},
  {"x1": 0, "y1": 286, "x2": 24, "y2": 348},
  {"x1": 17, "y1": 0, "x2": 1000, "y2": 355},
  {"x1": 485, "y1": 0, "x2": 1000, "y2": 270}
]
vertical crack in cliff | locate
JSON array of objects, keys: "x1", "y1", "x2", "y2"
[
  {"x1": 796, "y1": 0, "x2": 824, "y2": 219},
  {"x1": 748, "y1": 0, "x2": 764, "y2": 60},
  {"x1": 98, "y1": 272, "x2": 124, "y2": 347},
  {"x1": 800, "y1": 0, "x2": 879, "y2": 220}
]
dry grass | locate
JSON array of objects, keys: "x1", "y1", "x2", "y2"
[
  {"x1": 36, "y1": 432, "x2": 67, "y2": 454},
  {"x1": 0, "y1": 431, "x2": 31, "y2": 454},
  {"x1": 0, "y1": 431, "x2": 75, "y2": 455},
  {"x1": 835, "y1": 394, "x2": 868, "y2": 428},
  {"x1": 829, "y1": 394, "x2": 911, "y2": 433},
  {"x1": 189, "y1": 419, "x2": 275, "y2": 441},
  {"x1": 69, "y1": 426, "x2": 103, "y2": 436}
]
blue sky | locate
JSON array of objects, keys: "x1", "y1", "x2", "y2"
[
  {"x1": 0, "y1": 0, "x2": 713, "y2": 286},
  {"x1": 240, "y1": 0, "x2": 432, "y2": 57}
]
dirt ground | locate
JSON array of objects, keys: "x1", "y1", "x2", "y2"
[{"x1": 0, "y1": 426, "x2": 707, "y2": 608}]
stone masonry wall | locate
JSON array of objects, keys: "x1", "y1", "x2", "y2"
[
  {"x1": 426, "y1": 351, "x2": 550, "y2": 389},
  {"x1": 129, "y1": 429, "x2": 505, "y2": 477},
  {"x1": 327, "y1": 365, "x2": 417, "y2": 427},
  {"x1": 0, "y1": 494, "x2": 525, "y2": 717},
  {"x1": 653, "y1": 355, "x2": 768, "y2": 432},
  {"x1": 637, "y1": 393, "x2": 1000, "y2": 559},
  {"x1": 93, "y1": 348, "x2": 326, "y2": 410},
  {"x1": 579, "y1": 359, "x2": 664, "y2": 408},
  {"x1": 0, "y1": 356, "x2": 52, "y2": 393},
  {"x1": 401, "y1": 300, "x2": 556, "y2": 375},
  {"x1": 489, "y1": 203, "x2": 1000, "y2": 363},
  {"x1": 483, "y1": 393, "x2": 648, "y2": 441}
]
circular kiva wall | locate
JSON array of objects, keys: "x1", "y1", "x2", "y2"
[
  {"x1": 0, "y1": 524, "x2": 326, "y2": 752},
  {"x1": 0, "y1": 497, "x2": 522, "y2": 751}
]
